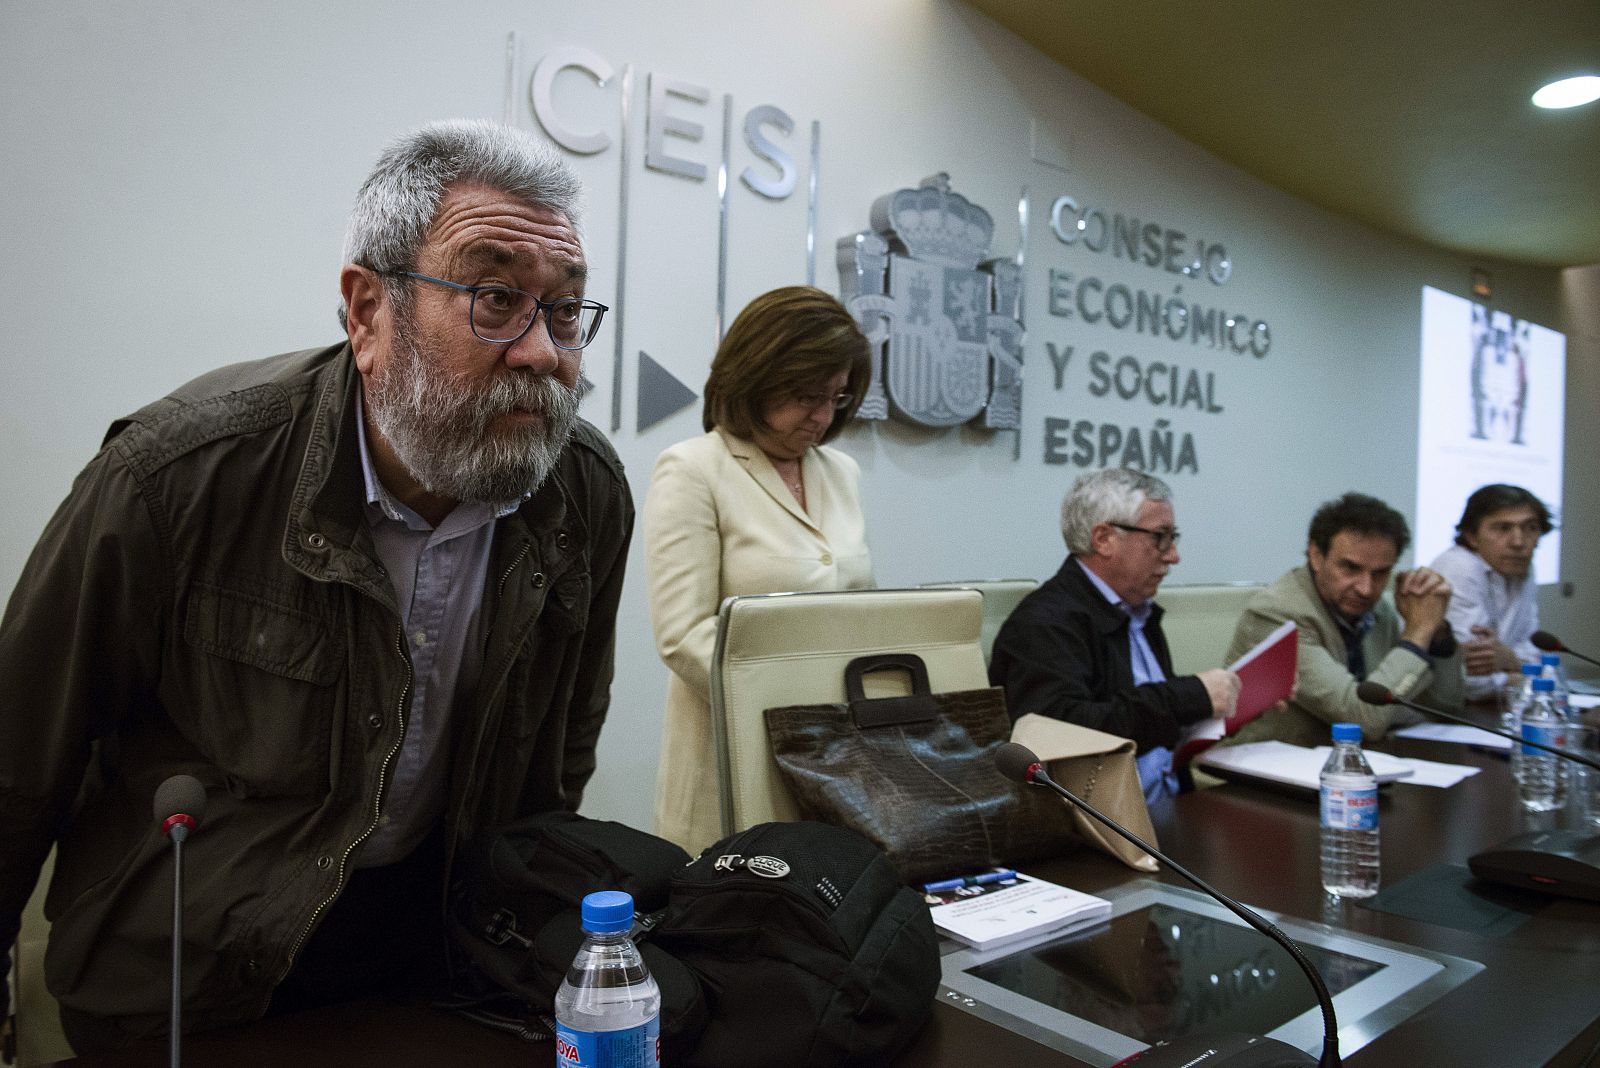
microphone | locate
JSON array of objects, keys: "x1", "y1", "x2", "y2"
[
  {"x1": 1354, "y1": 681, "x2": 1600, "y2": 772},
  {"x1": 1356, "y1": 683, "x2": 1600, "y2": 901},
  {"x1": 154, "y1": 774, "x2": 206, "y2": 844},
  {"x1": 995, "y1": 743, "x2": 1336, "y2": 1068},
  {"x1": 1531, "y1": 630, "x2": 1600, "y2": 670},
  {"x1": 153, "y1": 775, "x2": 205, "y2": 1068}
]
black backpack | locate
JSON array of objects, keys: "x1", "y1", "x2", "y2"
[
  {"x1": 443, "y1": 810, "x2": 709, "y2": 1058},
  {"x1": 445, "y1": 816, "x2": 939, "y2": 1067},
  {"x1": 655, "y1": 820, "x2": 941, "y2": 1068}
]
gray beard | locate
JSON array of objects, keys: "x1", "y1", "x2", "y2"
[{"x1": 364, "y1": 323, "x2": 579, "y2": 507}]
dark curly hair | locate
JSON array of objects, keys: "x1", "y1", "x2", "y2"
[{"x1": 1308, "y1": 492, "x2": 1410, "y2": 556}]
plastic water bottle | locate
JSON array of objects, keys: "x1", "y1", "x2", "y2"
[
  {"x1": 1320, "y1": 722, "x2": 1380, "y2": 898},
  {"x1": 1540, "y1": 653, "x2": 1573, "y2": 720},
  {"x1": 1505, "y1": 663, "x2": 1541, "y2": 785},
  {"x1": 554, "y1": 891, "x2": 661, "y2": 1068},
  {"x1": 1518, "y1": 678, "x2": 1568, "y2": 812}
]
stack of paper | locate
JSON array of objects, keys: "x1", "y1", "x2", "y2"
[
  {"x1": 1195, "y1": 740, "x2": 1416, "y2": 790},
  {"x1": 926, "y1": 873, "x2": 1111, "y2": 951}
]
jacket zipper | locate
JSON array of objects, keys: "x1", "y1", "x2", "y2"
[
  {"x1": 497, "y1": 539, "x2": 532, "y2": 597},
  {"x1": 282, "y1": 620, "x2": 414, "y2": 974},
  {"x1": 450, "y1": 537, "x2": 533, "y2": 854}
]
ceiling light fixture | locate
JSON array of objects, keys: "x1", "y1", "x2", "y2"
[{"x1": 1531, "y1": 74, "x2": 1600, "y2": 109}]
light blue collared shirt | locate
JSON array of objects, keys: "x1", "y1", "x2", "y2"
[
  {"x1": 353, "y1": 393, "x2": 523, "y2": 867},
  {"x1": 1075, "y1": 559, "x2": 1179, "y2": 804}
]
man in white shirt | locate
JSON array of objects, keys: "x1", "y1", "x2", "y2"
[{"x1": 1429, "y1": 484, "x2": 1555, "y2": 701}]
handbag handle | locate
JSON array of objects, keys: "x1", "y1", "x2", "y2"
[{"x1": 844, "y1": 654, "x2": 938, "y2": 728}]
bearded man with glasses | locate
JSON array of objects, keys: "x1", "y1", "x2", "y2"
[
  {"x1": 990, "y1": 468, "x2": 1241, "y2": 804},
  {"x1": 0, "y1": 120, "x2": 631, "y2": 1051}
]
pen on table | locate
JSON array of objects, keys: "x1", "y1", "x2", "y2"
[{"x1": 921, "y1": 869, "x2": 1018, "y2": 894}]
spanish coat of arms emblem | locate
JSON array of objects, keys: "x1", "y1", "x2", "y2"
[{"x1": 836, "y1": 174, "x2": 1024, "y2": 430}]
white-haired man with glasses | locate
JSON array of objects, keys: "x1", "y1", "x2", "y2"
[
  {"x1": 0, "y1": 120, "x2": 630, "y2": 1051},
  {"x1": 990, "y1": 467, "x2": 1240, "y2": 803}
]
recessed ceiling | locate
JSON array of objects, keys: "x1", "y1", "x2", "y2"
[{"x1": 961, "y1": 0, "x2": 1600, "y2": 268}]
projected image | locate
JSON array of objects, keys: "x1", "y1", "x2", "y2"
[
  {"x1": 1469, "y1": 304, "x2": 1528, "y2": 445},
  {"x1": 1415, "y1": 286, "x2": 1565, "y2": 581}
]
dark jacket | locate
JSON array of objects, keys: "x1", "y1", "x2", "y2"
[
  {"x1": 0, "y1": 344, "x2": 632, "y2": 1041},
  {"x1": 989, "y1": 556, "x2": 1210, "y2": 752}
]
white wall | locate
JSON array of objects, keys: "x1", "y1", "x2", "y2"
[{"x1": 2, "y1": 0, "x2": 1592, "y2": 831}]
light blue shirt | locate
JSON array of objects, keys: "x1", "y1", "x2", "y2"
[
  {"x1": 1075, "y1": 559, "x2": 1179, "y2": 804},
  {"x1": 352, "y1": 393, "x2": 521, "y2": 867}
]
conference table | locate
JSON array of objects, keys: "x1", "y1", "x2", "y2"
[{"x1": 48, "y1": 727, "x2": 1600, "y2": 1067}]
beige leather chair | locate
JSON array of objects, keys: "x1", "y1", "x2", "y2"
[
  {"x1": 919, "y1": 578, "x2": 1038, "y2": 667},
  {"x1": 9, "y1": 850, "x2": 70, "y2": 1066},
  {"x1": 708, "y1": 587, "x2": 989, "y2": 838},
  {"x1": 1157, "y1": 582, "x2": 1266, "y2": 675}
]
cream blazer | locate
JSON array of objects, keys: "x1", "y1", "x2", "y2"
[{"x1": 645, "y1": 428, "x2": 873, "y2": 854}]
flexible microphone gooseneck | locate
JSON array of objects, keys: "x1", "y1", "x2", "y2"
[
  {"x1": 1357, "y1": 681, "x2": 1600, "y2": 901},
  {"x1": 1354, "y1": 680, "x2": 1600, "y2": 772},
  {"x1": 995, "y1": 743, "x2": 1336, "y2": 1068},
  {"x1": 1531, "y1": 630, "x2": 1600, "y2": 670},
  {"x1": 153, "y1": 775, "x2": 206, "y2": 1068}
]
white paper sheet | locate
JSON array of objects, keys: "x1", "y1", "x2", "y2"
[{"x1": 1392, "y1": 722, "x2": 1512, "y2": 750}]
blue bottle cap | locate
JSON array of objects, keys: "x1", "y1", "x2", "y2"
[
  {"x1": 1521, "y1": 663, "x2": 1541, "y2": 676},
  {"x1": 580, "y1": 890, "x2": 635, "y2": 934},
  {"x1": 1533, "y1": 677, "x2": 1556, "y2": 692},
  {"x1": 1331, "y1": 723, "x2": 1362, "y2": 743},
  {"x1": 1542, "y1": 653, "x2": 1561, "y2": 666}
]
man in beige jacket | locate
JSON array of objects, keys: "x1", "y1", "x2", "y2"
[{"x1": 1225, "y1": 492, "x2": 1465, "y2": 748}]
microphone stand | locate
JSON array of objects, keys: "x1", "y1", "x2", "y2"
[
  {"x1": 1359, "y1": 682, "x2": 1600, "y2": 901},
  {"x1": 1532, "y1": 632, "x2": 1600, "y2": 671},
  {"x1": 1357, "y1": 684, "x2": 1600, "y2": 772},
  {"x1": 153, "y1": 774, "x2": 204, "y2": 1068},
  {"x1": 166, "y1": 818, "x2": 190, "y2": 1068},
  {"x1": 1000, "y1": 745, "x2": 1337, "y2": 1068}
]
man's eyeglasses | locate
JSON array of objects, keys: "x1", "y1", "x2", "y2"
[
  {"x1": 789, "y1": 389, "x2": 855, "y2": 412},
  {"x1": 1111, "y1": 523, "x2": 1181, "y2": 552},
  {"x1": 381, "y1": 270, "x2": 608, "y2": 350}
]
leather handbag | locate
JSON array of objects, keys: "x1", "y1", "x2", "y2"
[
  {"x1": 763, "y1": 653, "x2": 1080, "y2": 883},
  {"x1": 1009, "y1": 713, "x2": 1160, "y2": 873}
]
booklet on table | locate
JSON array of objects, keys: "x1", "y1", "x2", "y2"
[{"x1": 924, "y1": 871, "x2": 1112, "y2": 952}]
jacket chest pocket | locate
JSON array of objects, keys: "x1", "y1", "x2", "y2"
[
  {"x1": 179, "y1": 581, "x2": 341, "y2": 795},
  {"x1": 492, "y1": 569, "x2": 591, "y2": 748}
]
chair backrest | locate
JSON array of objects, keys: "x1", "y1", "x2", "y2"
[
  {"x1": 709, "y1": 587, "x2": 988, "y2": 839},
  {"x1": 920, "y1": 579, "x2": 1039, "y2": 667},
  {"x1": 1157, "y1": 582, "x2": 1266, "y2": 675},
  {"x1": 12, "y1": 849, "x2": 71, "y2": 1066}
]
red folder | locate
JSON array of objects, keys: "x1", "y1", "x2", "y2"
[
  {"x1": 1174, "y1": 621, "x2": 1297, "y2": 764},
  {"x1": 1226, "y1": 620, "x2": 1298, "y2": 729}
]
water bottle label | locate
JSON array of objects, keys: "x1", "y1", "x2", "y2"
[
  {"x1": 1521, "y1": 722, "x2": 1566, "y2": 757},
  {"x1": 555, "y1": 1017, "x2": 660, "y2": 1068},
  {"x1": 1321, "y1": 785, "x2": 1378, "y2": 831}
]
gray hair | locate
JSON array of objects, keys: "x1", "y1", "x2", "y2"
[
  {"x1": 1060, "y1": 468, "x2": 1172, "y2": 555},
  {"x1": 338, "y1": 119, "x2": 583, "y2": 329}
]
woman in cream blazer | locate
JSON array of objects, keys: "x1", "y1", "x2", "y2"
[{"x1": 645, "y1": 287, "x2": 874, "y2": 854}]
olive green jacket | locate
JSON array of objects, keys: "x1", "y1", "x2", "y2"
[
  {"x1": 1222, "y1": 565, "x2": 1464, "y2": 749},
  {"x1": 0, "y1": 344, "x2": 631, "y2": 1042}
]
